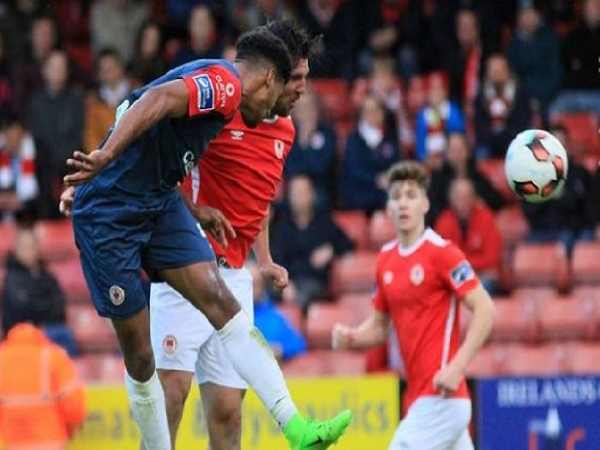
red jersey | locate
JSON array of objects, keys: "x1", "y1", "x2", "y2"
[
  {"x1": 373, "y1": 228, "x2": 479, "y2": 412},
  {"x1": 181, "y1": 111, "x2": 295, "y2": 267}
]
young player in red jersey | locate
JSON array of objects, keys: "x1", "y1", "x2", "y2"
[{"x1": 333, "y1": 161, "x2": 495, "y2": 450}]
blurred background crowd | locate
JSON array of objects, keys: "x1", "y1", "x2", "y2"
[{"x1": 1, "y1": 0, "x2": 600, "y2": 382}]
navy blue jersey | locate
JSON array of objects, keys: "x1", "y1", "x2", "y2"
[{"x1": 92, "y1": 59, "x2": 241, "y2": 195}]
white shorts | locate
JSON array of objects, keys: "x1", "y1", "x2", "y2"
[
  {"x1": 389, "y1": 396, "x2": 473, "y2": 450},
  {"x1": 150, "y1": 267, "x2": 253, "y2": 390}
]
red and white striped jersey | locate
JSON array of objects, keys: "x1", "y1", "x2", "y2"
[{"x1": 373, "y1": 228, "x2": 479, "y2": 412}]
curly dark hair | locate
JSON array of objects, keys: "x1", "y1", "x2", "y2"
[
  {"x1": 235, "y1": 28, "x2": 292, "y2": 83},
  {"x1": 265, "y1": 20, "x2": 321, "y2": 65}
]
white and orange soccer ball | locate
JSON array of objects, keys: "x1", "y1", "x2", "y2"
[{"x1": 505, "y1": 129, "x2": 569, "y2": 203}]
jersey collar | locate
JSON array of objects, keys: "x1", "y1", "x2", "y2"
[{"x1": 398, "y1": 228, "x2": 433, "y2": 257}]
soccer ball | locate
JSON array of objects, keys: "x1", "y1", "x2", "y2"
[{"x1": 505, "y1": 129, "x2": 568, "y2": 203}]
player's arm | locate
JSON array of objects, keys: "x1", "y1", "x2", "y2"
[
  {"x1": 253, "y1": 211, "x2": 288, "y2": 290},
  {"x1": 434, "y1": 283, "x2": 495, "y2": 396},
  {"x1": 64, "y1": 80, "x2": 190, "y2": 186},
  {"x1": 332, "y1": 310, "x2": 389, "y2": 350}
]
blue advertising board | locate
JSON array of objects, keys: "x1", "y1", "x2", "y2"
[{"x1": 477, "y1": 376, "x2": 600, "y2": 450}]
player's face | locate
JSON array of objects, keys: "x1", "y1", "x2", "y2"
[
  {"x1": 272, "y1": 59, "x2": 310, "y2": 117},
  {"x1": 240, "y1": 67, "x2": 285, "y2": 127},
  {"x1": 386, "y1": 180, "x2": 429, "y2": 233}
]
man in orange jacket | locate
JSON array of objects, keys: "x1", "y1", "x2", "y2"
[
  {"x1": 0, "y1": 321, "x2": 86, "y2": 450},
  {"x1": 435, "y1": 177, "x2": 502, "y2": 295}
]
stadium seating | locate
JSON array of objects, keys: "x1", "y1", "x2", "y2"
[
  {"x1": 466, "y1": 344, "x2": 511, "y2": 377},
  {"x1": 306, "y1": 303, "x2": 362, "y2": 349},
  {"x1": 503, "y1": 344, "x2": 570, "y2": 376},
  {"x1": 512, "y1": 287, "x2": 558, "y2": 304},
  {"x1": 75, "y1": 353, "x2": 125, "y2": 383},
  {"x1": 512, "y1": 242, "x2": 570, "y2": 291},
  {"x1": 489, "y1": 297, "x2": 540, "y2": 343},
  {"x1": 571, "y1": 241, "x2": 600, "y2": 286},
  {"x1": 538, "y1": 296, "x2": 597, "y2": 340},
  {"x1": 568, "y1": 343, "x2": 600, "y2": 374},
  {"x1": 36, "y1": 220, "x2": 78, "y2": 262},
  {"x1": 67, "y1": 304, "x2": 118, "y2": 352},
  {"x1": 0, "y1": 222, "x2": 15, "y2": 263},
  {"x1": 555, "y1": 113, "x2": 600, "y2": 155},
  {"x1": 476, "y1": 159, "x2": 516, "y2": 203},
  {"x1": 310, "y1": 79, "x2": 354, "y2": 122},
  {"x1": 277, "y1": 303, "x2": 304, "y2": 333},
  {"x1": 368, "y1": 210, "x2": 395, "y2": 250},
  {"x1": 283, "y1": 350, "x2": 365, "y2": 377},
  {"x1": 329, "y1": 251, "x2": 377, "y2": 295},
  {"x1": 332, "y1": 210, "x2": 369, "y2": 250},
  {"x1": 337, "y1": 293, "x2": 373, "y2": 323},
  {"x1": 47, "y1": 258, "x2": 90, "y2": 303},
  {"x1": 494, "y1": 206, "x2": 529, "y2": 248}
]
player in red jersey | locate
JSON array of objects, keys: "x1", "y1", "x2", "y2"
[
  {"x1": 332, "y1": 161, "x2": 495, "y2": 450},
  {"x1": 148, "y1": 21, "x2": 338, "y2": 450}
]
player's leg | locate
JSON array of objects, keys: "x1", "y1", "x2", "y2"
[
  {"x1": 200, "y1": 383, "x2": 245, "y2": 450},
  {"x1": 147, "y1": 193, "x2": 352, "y2": 449},
  {"x1": 72, "y1": 194, "x2": 171, "y2": 450},
  {"x1": 148, "y1": 281, "x2": 216, "y2": 447}
]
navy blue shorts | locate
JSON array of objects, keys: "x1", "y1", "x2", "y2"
[{"x1": 72, "y1": 182, "x2": 215, "y2": 318}]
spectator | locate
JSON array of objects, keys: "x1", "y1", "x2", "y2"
[
  {"x1": 231, "y1": 0, "x2": 293, "y2": 31},
  {"x1": 589, "y1": 163, "x2": 600, "y2": 240},
  {"x1": 351, "y1": 56, "x2": 404, "y2": 117},
  {"x1": 435, "y1": 177, "x2": 502, "y2": 295},
  {"x1": 27, "y1": 50, "x2": 84, "y2": 217},
  {"x1": 551, "y1": 0, "x2": 600, "y2": 116},
  {"x1": 13, "y1": 15, "x2": 60, "y2": 114},
  {"x1": 0, "y1": 32, "x2": 15, "y2": 114},
  {"x1": 1, "y1": 223, "x2": 77, "y2": 355},
  {"x1": 428, "y1": 132, "x2": 503, "y2": 223},
  {"x1": 286, "y1": 88, "x2": 337, "y2": 208},
  {"x1": 522, "y1": 124, "x2": 594, "y2": 254},
  {"x1": 296, "y1": 0, "x2": 359, "y2": 78},
  {"x1": 129, "y1": 21, "x2": 167, "y2": 86},
  {"x1": 508, "y1": 6, "x2": 561, "y2": 116},
  {"x1": 340, "y1": 95, "x2": 400, "y2": 213},
  {"x1": 171, "y1": 4, "x2": 223, "y2": 68},
  {"x1": 444, "y1": 9, "x2": 488, "y2": 111},
  {"x1": 402, "y1": 74, "x2": 427, "y2": 155},
  {"x1": 415, "y1": 71, "x2": 465, "y2": 162},
  {"x1": 85, "y1": 48, "x2": 130, "y2": 152},
  {"x1": 474, "y1": 53, "x2": 531, "y2": 158},
  {"x1": 272, "y1": 175, "x2": 354, "y2": 312},
  {"x1": 250, "y1": 262, "x2": 307, "y2": 361},
  {"x1": 0, "y1": 113, "x2": 39, "y2": 220},
  {"x1": 0, "y1": 322, "x2": 85, "y2": 449},
  {"x1": 91, "y1": 0, "x2": 148, "y2": 64}
]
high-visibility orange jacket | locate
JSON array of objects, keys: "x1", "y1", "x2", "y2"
[{"x1": 0, "y1": 323, "x2": 86, "y2": 450}]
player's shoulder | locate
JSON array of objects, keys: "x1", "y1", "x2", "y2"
[{"x1": 377, "y1": 239, "x2": 399, "y2": 266}]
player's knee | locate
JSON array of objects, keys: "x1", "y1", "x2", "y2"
[
  {"x1": 123, "y1": 347, "x2": 155, "y2": 380},
  {"x1": 209, "y1": 402, "x2": 242, "y2": 436}
]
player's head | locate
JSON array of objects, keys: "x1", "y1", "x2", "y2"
[
  {"x1": 266, "y1": 20, "x2": 320, "y2": 116},
  {"x1": 235, "y1": 28, "x2": 292, "y2": 127},
  {"x1": 386, "y1": 161, "x2": 430, "y2": 234}
]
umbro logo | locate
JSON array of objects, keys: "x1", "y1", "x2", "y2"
[{"x1": 230, "y1": 130, "x2": 244, "y2": 140}]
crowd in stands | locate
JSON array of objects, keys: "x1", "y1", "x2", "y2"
[{"x1": 0, "y1": 0, "x2": 600, "y2": 378}]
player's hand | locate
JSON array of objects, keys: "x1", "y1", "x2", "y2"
[
  {"x1": 259, "y1": 262, "x2": 289, "y2": 291},
  {"x1": 64, "y1": 150, "x2": 112, "y2": 186},
  {"x1": 332, "y1": 323, "x2": 354, "y2": 350},
  {"x1": 194, "y1": 205, "x2": 236, "y2": 247},
  {"x1": 59, "y1": 186, "x2": 75, "y2": 217},
  {"x1": 433, "y1": 363, "x2": 464, "y2": 397}
]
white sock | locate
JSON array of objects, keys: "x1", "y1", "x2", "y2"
[
  {"x1": 218, "y1": 311, "x2": 298, "y2": 428},
  {"x1": 125, "y1": 371, "x2": 172, "y2": 450}
]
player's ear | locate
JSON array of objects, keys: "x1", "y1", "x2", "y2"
[
  {"x1": 263, "y1": 66, "x2": 276, "y2": 89},
  {"x1": 423, "y1": 192, "x2": 430, "y2": 215}
]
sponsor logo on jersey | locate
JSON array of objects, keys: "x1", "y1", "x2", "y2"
[
  {"x1": 193, "y1": 74, "x2": 215, "y2": 111},
  {"x1": 225, "y1": 82, "x2": 235, "y2": 97},
  {"x1": 383, "y1": 271, "x2": 394, "y2": 285},
  {"x1": 109, "y1": 285, "x2": 126, "y2": 306},
  {"x1": 450, "y1": 260, "x2": 474, "y2": 287},
  {"x1": 214, "y1": 74, "x2": 227, "y2": 109},
  {"x1": 230, "y1": 130, "x2": 244, "y2": 140},
  {"x1": 162, "y1": 335, "x2": 177, "y2": 355},
  {"x1": 410, "y1": 264, "x2": 424, "y2": 286},
  {"x1": 182, "y1": 151, "x2": 195, "y2": 176},
  {"x1": 274, "y1": 139, "x2": 284, "y2": 159}
]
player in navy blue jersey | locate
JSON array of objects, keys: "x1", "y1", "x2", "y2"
[{"x1": 60, "y1": 26, "x2": 351, "y2": 450}]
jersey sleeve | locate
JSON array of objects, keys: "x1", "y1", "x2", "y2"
[
  {"x1": 438, "y1": 243, "x2": 480, "y2": 300},
  {"x1": 181, "y1": 64, "x2": 241, "y2": 120},
  {"x1": 372, "y1": 256, "x2": 389, "y2": 313}
]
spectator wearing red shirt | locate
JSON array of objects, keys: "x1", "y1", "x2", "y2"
[{"x1": 435, "y1": 178, "x2": 502, "y2": 295}]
